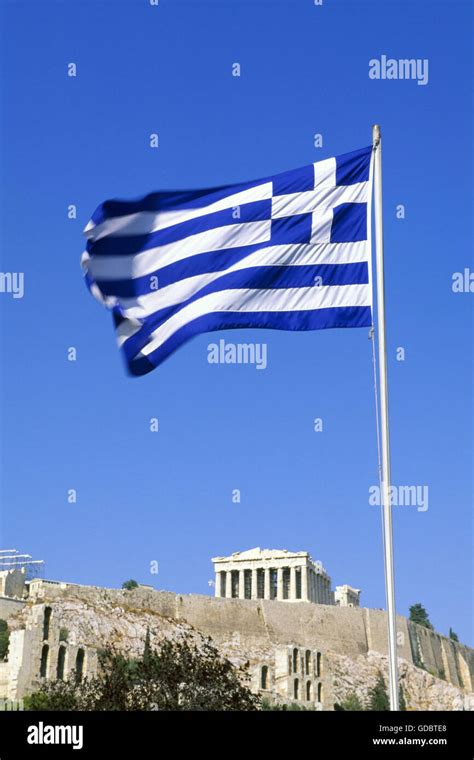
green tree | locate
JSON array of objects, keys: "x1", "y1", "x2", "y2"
[
  {"x1": 334, "y1": 692, "x2": 365, "y2": 711},
  {"x1": 121, "y1": 579, "x2": 139, "y2": 591},
  {"x1": 26, "y1": 635, "x2": 259, "y2": 711},
  {"x1": 399, "y1": 685, "x2": 407, "y2": 711},
  {"x1": 409, "y1": 603, "x2": 433, "y2": 630},
  {"x1": 261, "y1": 698, "x2": 313, "y2": 711},
  {"x1": 367, "y1": 672, "x2": 390, "y2": 711},
  {"x1": 0, "y1": 620, "x2": 9, "y2": 661},
  {"x1": 449, "y1": 628, "x2": 459, "y2": 642},
  {"x1": 143, "y1": 627, "x2": 152, "y2": 667},
  {"x1": 25, "y1": 681, "x2": 82, "y2": 711}
]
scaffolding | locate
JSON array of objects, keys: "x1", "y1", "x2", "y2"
[{"x1": 0, "y1": 549, "x2": 45, "y2": 581}]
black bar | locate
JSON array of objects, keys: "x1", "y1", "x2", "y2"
[{"x1": 0, "y1": 710, "x2": 473, "y2": 757}]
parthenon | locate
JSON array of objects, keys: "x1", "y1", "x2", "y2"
[{"x1": 212, "y1": 548, "x2": 335, "y2": 604}]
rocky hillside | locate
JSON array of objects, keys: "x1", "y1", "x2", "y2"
[
  {"x1": 8, "y1": 592, "x2": 472, "y2": 711},
  {"x1": 329, "y1": 651, "x2": 474, "y2": 711}
]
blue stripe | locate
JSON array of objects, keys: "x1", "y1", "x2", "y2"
[
  {"x1": 126, "y1": 306, "x2": 372, "y2": 375},
  {"x1": 331, "y1": 203, "x2": 367, "y2": 243},
  {"x1": 102, "y1": 257, "x2": 367, "y2": 303},
  {"x1": 95, "y1": 243, "x2": 265, "y2": 296},
  {"x1": 336, "y1": 146, "x2": 372, "y2": 186},
  {"x1": 87, "y1": 200, "x2": 272, "y2": 258},
  {"x1": 83, "y1": 270, "x2": 96, "y2": 295},
  {"x1": 272, "y1": 164, "x2": 314, "y2": 195},
  {"x1": 119, "y1": 263, "x2": 369, "y2": 360},
  {"x1": 90, "y1": 177, "x2": 267, "y2": 225},
  {"x1": 270, "y1": 214, "x2": 312, "y2": 245},
  {"x1": 112, "y1": 308, "x2": 125, "y2": 328}
]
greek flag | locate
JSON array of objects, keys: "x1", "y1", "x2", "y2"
[{"x1": 82, "y1": 145, "x2": 374, "y2": 375}]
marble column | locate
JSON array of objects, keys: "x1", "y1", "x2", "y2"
[
  {"x1": 264, "y1": 567, "x2": 271, "y2": 600},
  {"x1": 225, "y1": 571, "x2": 232, "y2": 599},
  {"x1": 238, "y1": 569, "x2": 245, "y2": 599},
  {"x1": 301, "y1": 564, "x2": 308, "y2": 601},
  {"x1": 277, "y1": 568, "x2": 284, "y2": 601},
  {"x1": 215, "y1": 572, "x2": 220, "y2": 597},
  {"x1": 251, "y1": 568, "x2": 258, "y2": 599},
  {"x1": 290, "y1": 566, "x2": 296, "y2": 600}
]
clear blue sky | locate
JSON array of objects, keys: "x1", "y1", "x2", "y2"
[{"x1": 0, "y1": 0, "x2": 472, "y2": 645}]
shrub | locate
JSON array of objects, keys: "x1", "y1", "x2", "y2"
[
  {"x1": 26, "y1": 634, "x2": 259, "y2": 711},
  {"x1": 0, "y1": 620, "x2": 9, "y2": 661}
]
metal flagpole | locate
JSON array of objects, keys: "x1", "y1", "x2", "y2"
[{"x1": 372, "y1": 124, "x2": 399, "y2": 711}]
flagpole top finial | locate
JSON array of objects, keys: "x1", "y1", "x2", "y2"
[{"x1": 372, "y1": 124, "x2": 381, "y2": 147}]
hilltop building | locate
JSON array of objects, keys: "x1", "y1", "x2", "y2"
[{"x1": 212, "y1": 548, "x2": 345, "y2": 605}]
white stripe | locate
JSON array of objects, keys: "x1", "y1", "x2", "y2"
[
  {"x1": 117, "y1": 241, "x2": 369, "y2": 319},
  {"x1": 86, "y1": 220, "x2": 272, "y2": 280},
  {"x1": 271, "y1": 181, "x2": 368, "y2": 219},
  {"x1": 81, "y1": 251, "x2": 117, "y2": 307},
  {"x1": 311, "y1": 207, "x2": 334, "y2": 244},
  {"x1": 139, "y1": 284, "x2": 371, "y2": 357},
  {"x1": 314, "y1": 157, "x2": 336, "y2": 188},
  {"x1": 85, "y1": 182, "x2": 273, "y2": 240},
  {"x1": 116, "y1": 318, "x2": 142, "y2": 348}
]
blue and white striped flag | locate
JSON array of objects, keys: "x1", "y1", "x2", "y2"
[{"x1": 82, "y1": 145, "x2": 374, "y2": 375}]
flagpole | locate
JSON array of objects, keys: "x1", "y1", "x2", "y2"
[{"x1": 372, "y1": 124, "x2": 399, "y2": 711}]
